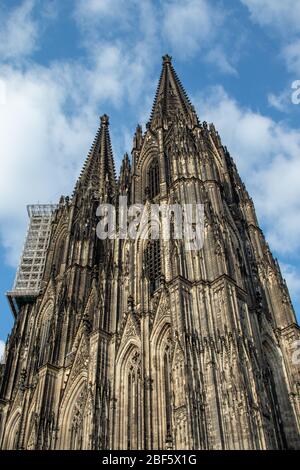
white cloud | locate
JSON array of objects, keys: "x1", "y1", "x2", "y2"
[
  {"x1": 162, "y1": 0, "x2": 222, "y2": 58},
  {"x1": 281, "y1": 264, "x2": 300, "y2": 303},
  {"x1": 205, "y1": 47, "x2": 238, "y2": 76},
  {"x1": 0, "y1": 340, "x2": 5, "y2": 363},
  {"x1": 0, "y1": 0, "x2": 164, "y2": 269},
  {"x1": 0, "y1": 36, "x2": 157, "y2": 267},
  {"x1": 0, "y1": 0, "x2": 38, "y2": 60},
  {"x1": 196, "y1": 85, "x2": 300, "y2": 256},
  {"x1": 282, "y1": 40, "x2": 300, "y2": 75},
  {"x1": 73, "y1": 0, "x2": 159, "y2": 108},
  {"x1": 75, "y1": 0, "x2": 128, "y2": 18},
  {"x1": 74, "y1": 0, "x2": 136, "y2": 34},
  {"x1": 0, "y1": 63, "x2": 94, "y2": 265},
  {"x1": 241, "y1": 0, "x2": 300, "y2": 34},
  {"x1": 75, "y1": 0, "x2": 237, "y2": 77},
  {"x1": 161, "y1": 0, "x2": 237, "y2": 74},
  {"x1": 241, "y1": 1, "x2": 300, "y2": 84},
  {"x1": 241, "y1": 0, "x2": 300, "y2": 80},
  {"x1": 268, "y1": 90, "x2": 291, "y2": 112},
  {"x1": 85, "y1": 43, "x2": 152, "y2": 108}
]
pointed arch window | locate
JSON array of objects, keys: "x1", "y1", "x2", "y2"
[
  {"x1": 6, "y1": 413, "x2": 21, "y2": 449},
  {"x1": 147, "y1": 158, "x2": 160, "y2": 199},
  {"x1": 126, "y1": 350, "x2": 141, "y2": 450},
  {"x1": 164, "y1": 344, "x2": 172, "y2": 440},
  {"x1": 12, "y1": 428, "x2": 19, "y2": 450},
  {"x1": 38, "y1": 308, "x2": 52, "y2": 366},
  {"x1": 70, "y1": 415, "x2": 83, "y2": 450},
  {"x1": 68, "y1": 386, "x2": 87, "y2": 450},
  {"x1": 56, "y1": 238, "x2": 65, "y2": 274},
  {"x1": 154, "y1": 328, "x2": 174, "y2": 448},
  {"x1": 265, "y1": 363, "x2": 287, "y2": 449},
  {"x1": 144, "y1": 239, "x2": 161, "y2": 294},
  {"x1": 127, "y1": 372, "x2": 132, "y2": 449}
]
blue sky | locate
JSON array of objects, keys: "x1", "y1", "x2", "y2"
[{"x1": 1, "y1": 0, "x2": 300, "y2": 353}]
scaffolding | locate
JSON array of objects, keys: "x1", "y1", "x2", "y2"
[{"x1": 7, "y1": 204, "x2": 58, "y2": 317}]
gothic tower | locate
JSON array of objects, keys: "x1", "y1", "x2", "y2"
[{"x1": 0, "y1": 56, "x2": 299, "y2": 450}]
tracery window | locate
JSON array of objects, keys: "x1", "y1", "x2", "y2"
[
  {"x1": 265, "y1": 363, "x2": 287, "y2": 449},
  {"x1": 126, "y1": 350, "x2": 141, "y2": 450},
  {"x1": 154, "y1": 328, "x2": 175, "y2": 448},
  {"x1": 69, "y1": 386, "x2": 87, "y2": 450},
  {"x1": 10, "y1": 414, "x2": 20, "y2": 449},
  {"x1": 12, "y1": 429, "x2": 19, "y2": 449},
  {"x1": 56, "y1": 239, "x2": 65, "y2": 274},
  {"x1": 38, "y1": 308, "x2": 52, "y2": 366},
  {"x1": 163, "y1": 344, "x2": 172, "y2": 439},
  {"x1": 147, "y1": 158, "x2": 160, "y2": 199},
  {"x1": 144, "y1": 239, "x2": 161, "y2": 294},
  {"x1": 70, "y1": 413, "x2": 83, "y2": 450}
]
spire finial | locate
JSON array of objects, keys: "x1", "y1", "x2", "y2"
[
  {"x1": 162, "y1": 54, "x2": 172, "y2": 65},
  {"x1": 100, "y1": 114, "x2": 109, "y2": 126}
]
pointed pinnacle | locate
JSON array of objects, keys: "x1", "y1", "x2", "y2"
[
  {"x1": 149, "y1": 55, "x2": 198, "y2": 129},
  {"x1": 100, "y1": 114, "x2": 109, "y2": 126},
  {"x1": 162, "y1": 54, "x2": 172, "y2": 65}
]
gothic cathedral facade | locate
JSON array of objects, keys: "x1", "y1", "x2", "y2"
[{"x1": 0, "y1": 56, "x2": 299, "y2": 450}]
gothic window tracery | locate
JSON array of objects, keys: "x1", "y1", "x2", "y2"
[
  {"x1": 56, "y1": 238, "x2": 65, "y2": 274},
  {"x1": 144, "y1": 239, "x2": 161, "y2": 294},
  {"x1": 163, "y1": 344, "x2": 172, "y2": 440},
  {"x1": 147, "y1": 158, "x2": 160, "y2": 199},
  {"x1": 4, "y1": 412, "x2": 21, "y2": 449},
  {"x1": 69, "y1": 386, "x2": 87, "y2": 450},
  {"x1": 38, "y1": 306, "x2": 52, "y2": 366},
  {"x1": 152, "y1": 327, "x2": 176, "y2": 448},
  {"x1": 265, "y1": 361, "x2": 287, "y2": 449},
  {"x1": 70, "y1": 410, "x2": 83, "y2": 450},
  {"x1": 125, "y1": 349, "x2": 142, "y2": 449}
]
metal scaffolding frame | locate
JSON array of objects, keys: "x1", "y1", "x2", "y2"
[{"x1": 7, "y1": 204, "x2": 58, "y2": 317}]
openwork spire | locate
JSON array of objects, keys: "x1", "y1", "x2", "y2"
[
  {"x1": 149, "y1": 55, "x2": 199, "y2": 130},
  {"x1": 99, "y1": 114, "x2": 117, "y2": 199},
  {"x1": 118, "y1": 152, "x2": 131, "y2": 201},
  {"x1": 74, "y1": 114, "x2": 116, "y2": 200}
]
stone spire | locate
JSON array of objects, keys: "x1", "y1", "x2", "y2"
[
  {"x1": 74, "y1": 114, "x2": 116, "y2": 200},
  {"x1": 2, "y1": 54, "x2": 300, "y2": 453},
  {"x1": 149, "y1": 54, "x2": 199, "y2": 130},
  {"x1": 98, "y1": 114, "x2": 117, "y2": 200},
  {"x1": 119, "y1": 153, "x2": 131, "y2": 196}
]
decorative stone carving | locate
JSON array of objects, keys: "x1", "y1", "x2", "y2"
[{"x1": 1, "y1": 55, "x2": 299, "y2": 452}]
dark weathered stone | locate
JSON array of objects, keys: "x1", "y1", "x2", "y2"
[{"x1": 0, "y1": 56, "x2": 299, "y2": 450}]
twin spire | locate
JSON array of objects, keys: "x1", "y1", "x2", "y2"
[
  {"x1": 75, "y1": 113, "x2": 116, "y2": 200},
  {"x1": 75, "y1": 55, "x2": 198, "y2": 198},
  {"x1": 149, "y1": 55, "x2": 199, "y2": 129},
  {"x1": 98, "y1": 114, "x2": 117, "y2": 198}
]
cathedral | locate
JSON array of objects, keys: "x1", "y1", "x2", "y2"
[{"x1": 0, "y1": 55, "x2": 299, "y2": 450}]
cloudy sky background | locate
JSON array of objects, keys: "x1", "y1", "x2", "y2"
[{"x1": 1, "y1": 0, "x2": 300, "y2": 350}]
